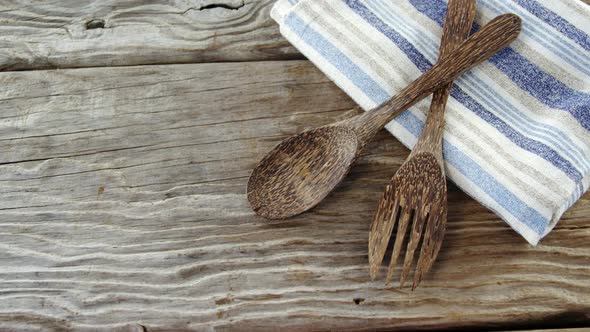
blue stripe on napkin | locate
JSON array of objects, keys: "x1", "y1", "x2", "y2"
[{"x1": 513, "y1": 0, "x2": 590, "y2": 51}]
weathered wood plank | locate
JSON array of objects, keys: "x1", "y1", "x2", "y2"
[
  {"x1": 0, "y1": 0, "x2": 303, "y2": 71},
  {"x1": 0, "y1": 0, "x2": 587, "y2": 71},
  {"x1": 0, "y1": 61, "x2": 588, "y2": 331}
]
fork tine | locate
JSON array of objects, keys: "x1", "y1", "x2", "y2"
[
  {"x1": 385, "y1": 206, "x2": 412, "y2": 284},
  {"x1": 413, "y1": 205, "x2": 447, "y2": 289},
  {"x1": 369, "y1": 183, "x2": 400, "y2": 280},
  {"x1": 412, "y1": 213, "x2": 436, "y2": 289},
  {"x1": 399, "y1": 208, "x2": 428, "y2": 288}
]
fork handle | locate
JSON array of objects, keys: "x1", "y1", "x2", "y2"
[
  {"x1": 349, "y1": 13, "x2": 521, "y2": 145},
  {"x1": 410, "y1": 0, "x2": 477, "y2": 160}
]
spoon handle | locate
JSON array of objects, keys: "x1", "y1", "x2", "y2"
[{"x1": 347, "y1": 13, "x2": 521, "y2": 146}]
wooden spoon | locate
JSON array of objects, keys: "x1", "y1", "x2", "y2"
[{"x1": 248, "y1": 14, "x2": 522, "y2": 219}]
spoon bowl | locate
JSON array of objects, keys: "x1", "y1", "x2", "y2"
[{"x1": 247, "y1": 126, "x2": 358, "y2": 219}]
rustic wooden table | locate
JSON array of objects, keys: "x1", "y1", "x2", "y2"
[{"x1": 0, "y1": 0, "x2": 589, "y2": 331}]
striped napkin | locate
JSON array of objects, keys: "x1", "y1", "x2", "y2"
[{"x1": 271, "y1": 0, "x2": 590, "y2": 245}]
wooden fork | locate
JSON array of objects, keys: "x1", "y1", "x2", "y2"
[{"x1": 369, "y1": 0, "x2": 478, "y2": 289}]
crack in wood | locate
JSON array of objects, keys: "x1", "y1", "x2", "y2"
[
  {"x1": 182, "y1": 0, "x2": 246, "y2": 15},
  {"x1": 199, "y1": 1, "x2": 245, "y2": 11},
  {"x1": 85, "y1": 19, "x2": 105, "y2": 30}
]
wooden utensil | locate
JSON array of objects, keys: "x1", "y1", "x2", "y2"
[
  {"x1": 369, "y1": 0, "x2": 477, "y2": 290},
  {"x1": 247, "y1": 14, "x2": 522, "y2": 220}
]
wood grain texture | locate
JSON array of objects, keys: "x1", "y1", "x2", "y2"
[
  {"x1": 0, "y1": 0, "x2": 302, "y2": 71},
  {"x1": 247, "y1": 125, "x2": 360, "y2": 219},
  {"x1": 0, "y1": 0, "x2": 586, "y2": 72},
  {"x1": 0, "y1": 60, "x2": 588, "y2": 331}
]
